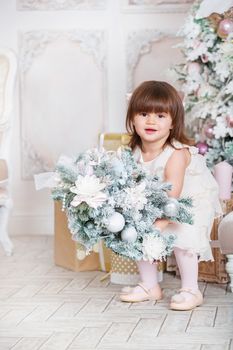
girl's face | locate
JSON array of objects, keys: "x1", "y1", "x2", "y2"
[{"x1": 133, "y1": 111, "x2": 173, "y2": 145}]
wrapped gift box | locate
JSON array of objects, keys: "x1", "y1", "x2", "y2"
[
  {"x1": 110, "y1": 251, "x2": 163, "y2": 285},
  {"x1": 99, "y1": 133, "x2": 130, "y2": 151},
  {"x1": 54, "y1": 201, "x2": 111, "y2": 272}
]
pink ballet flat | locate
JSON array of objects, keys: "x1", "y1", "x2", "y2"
[
  {"x1": 170, "y1": 288, "x2": 203, "y2": 311},
  {"x1": 120, "y1": 286, "x2": 133, "y2": 294},
  {"x1": 119, "y1": 282, "x2": 163, "y2": 303}
]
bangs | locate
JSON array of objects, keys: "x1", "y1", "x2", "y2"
[{"x1": 131, "y1": 85, "x2": 173, "y2": 116}]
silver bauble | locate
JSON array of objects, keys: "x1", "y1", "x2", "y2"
[
  {"x1": 106, "y1": 212, "x2": 125, "y2": 233},
  {"x1": 163, "y1": 198, "x2": 179, "y2": 217},
  {"x1": 121, "y1": 226, "x2": 137, "y2": 243}
]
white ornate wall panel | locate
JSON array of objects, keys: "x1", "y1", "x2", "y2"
[
  {"x1": 19, "y1": 30, "x2": 106, "y2": 179},
  {"x1": 122, "y1": 0, "x2": 194, "y2": 12},
  {"x1": 17, "y1": 0, "x2": 107, "y2": 11},
  {"x1": 126, "y1": 30, "x2": 184, "y2": 91}
]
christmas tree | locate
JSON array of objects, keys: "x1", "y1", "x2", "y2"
[{"x1": 175, "y1": 0, "x2": 233, "y2": 168}]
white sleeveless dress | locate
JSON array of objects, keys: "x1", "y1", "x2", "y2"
[{"x1": 133, "y1": 140, "x2": 223, "y2": 262}]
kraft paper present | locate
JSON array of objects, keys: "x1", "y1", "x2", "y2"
[{"x1": 54, "y1": 201, "x2": 100, "y2": 272}]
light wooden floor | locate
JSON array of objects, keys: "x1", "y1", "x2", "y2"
[{"x1": 0, "y1": 236, "x2": 232, "y2": 350}]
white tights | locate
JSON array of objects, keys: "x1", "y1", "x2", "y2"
[
  {"x1": 135, "y1": 247, "x2": 199, "y2": 298},
  {"x1": 137, "y1": 260, "x2": 159, "y2": 288},
  {"x1": 174, "y1": 247, "x2": 199, "y2": 291}
]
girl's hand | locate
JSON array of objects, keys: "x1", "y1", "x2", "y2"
[{"x1": 153, "y1": 218, "x2": 169, "y2": 232}]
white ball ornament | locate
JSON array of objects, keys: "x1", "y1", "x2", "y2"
[
  {"x1": 121, "y1": 226, "x2": 138, "y2": 243},
  {"x1": 106, "y1": 212, "x2": 125, "y2": 233},
  {"x1": 76, "y1": 249, "x2": 86, "y2": 260},
  {"x1": 163, "y1": 198, "x2": 179, "y2": 217}
]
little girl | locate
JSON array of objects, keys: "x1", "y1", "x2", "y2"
[{"x1": 120, "y1": 80, "x2": 222, "y2": 310}]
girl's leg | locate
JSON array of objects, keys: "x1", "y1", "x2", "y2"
[
  {"x1": 134, "y1": 260, "x2": 159, "y2": 292},
  {"x1": 122, "y1": 260, "x2": 159, "y2": 293},
  {"x1": 173, "y1": 247, "x2": 199, "y2": 300},
  {"x1": 120, "y1": 260, "x2": 162, "y2": 302}
]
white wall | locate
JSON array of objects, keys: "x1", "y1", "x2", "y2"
[{"x1": 0, "y1": 0, "x2": 193, "y2": 235}]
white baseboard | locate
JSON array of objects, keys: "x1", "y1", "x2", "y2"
[{"x1": 9, "y1": 214, "x2": 54, "y2": 236}]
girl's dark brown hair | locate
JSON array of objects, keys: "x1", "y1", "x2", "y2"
[{"x1": 126, "y1": 80, "x2": 194, "y2": 150}]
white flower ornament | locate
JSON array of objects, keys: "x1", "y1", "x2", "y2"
[
  {"x1": 142, "y1": 235, "x2": 167, "y2": 262},
  {"x1": 70, "y1": 175, "x2": 107, "y2": 209}
]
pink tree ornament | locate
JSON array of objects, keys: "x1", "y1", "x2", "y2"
[
  {"x1": 196, "y1": 142, "x2": 208, "y2": 155},
  {"x1": 204, "y1": 123, "x2": 215, "y2": 139},
  {"x1": 217, "y1": 19, "x2": 233, "y2": 39}
]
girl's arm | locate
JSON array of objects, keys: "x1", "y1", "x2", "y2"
[{"x1": 153, "y1": 148, "x2": 190, "y2": 231}]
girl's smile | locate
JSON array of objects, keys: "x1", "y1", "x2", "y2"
[{"x1": 145, "y1": 128, "x2": 157, "y2": 134}]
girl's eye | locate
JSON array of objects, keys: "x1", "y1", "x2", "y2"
[
  {"x1": 140, "y1": 112, "x2": 147, "y2": 117},
  {"x1": 158, "y1": 114, "x2": 165, "y2": 118}
]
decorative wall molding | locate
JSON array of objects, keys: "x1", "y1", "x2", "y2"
[
  {"x1": 19, "y1": 30, "x2": 106, "y2": 179},
  {"x1": 19, "y1": 30, "x2": 106, "y2": 73},
  {"x1": 122, "y1": 0, "x2": 194, "y2": 13},
  {"x1": 17, "y1": 0, "x2": 107, "y2": 11},
  {"x1": 126, "y1": 29, "x2": 177, "y2": 91}
]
